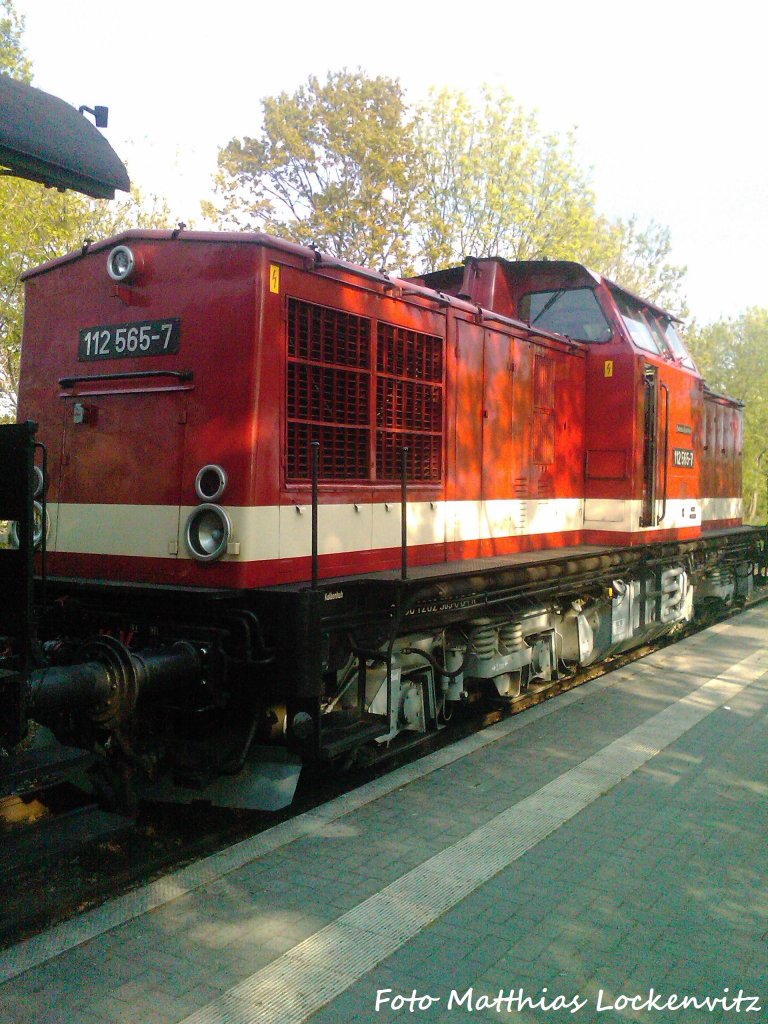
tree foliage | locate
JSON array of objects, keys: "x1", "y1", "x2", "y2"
[
  {"x1": 412, "y1": 87, "x2": 687, "y2": 314},
  {"x1": 596, "y1": 216, "x2": 687, "y2": 316},
  {"x1": 412, "y1": 88, "x2": 600, "y2": 269},
  {"x1": 208, "y1": 76, "x2": 687, "y2": 312},
  {"x1": 206, "y1": 70, "x2": 416, "y2": 270},
  {"x1": 0, "y1": 0, "x2": 171, "y2": 417},
  {"x1": 0, "y1": 0, "x2": 30, "y2": 83},
  {"x1": 687, "y1": 309, "x2": 768, "y2": 520}
]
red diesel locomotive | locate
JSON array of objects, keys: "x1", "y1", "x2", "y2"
[{"x1": 0, "y1": 230, "x2": 762, "y2": 806}]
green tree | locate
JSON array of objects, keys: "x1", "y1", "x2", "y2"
[
  {"x1": 209, "y1": 76, "x2": 686, "y2": 312},
  {"x1": 687, "y1": 310, "x2": 768, "y2": 520},
  {"x1": 0, "y1": 0, "x2": 30, "y2": 83},
  {"x1": 597, "y1": 216, "x2": 688, "y2": 316},
  {"x1": 205, "y1": 69, "x2": 417, "y2": 270},
  {"x1": 412, "y1": 87, "x2": 687, "y2": 314},
  {"x1": 413, "y1": 88, "x2": 600, "y2": 269}
]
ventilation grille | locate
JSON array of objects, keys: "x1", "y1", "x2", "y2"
[
  {"x1": 537, "y1": 475, "x2": 555, "y2": 499},
  {"x1": 375, "y1": 323, "x2": 443, "y2": 482},
  {"x1": 287, "y1": 423, "x2": 369, "y2": 480},
  {"x1": 287, "y1": 299, "x2": 371, "y2": 481},
  {"x1": 286, "y1": 302, "x2": 444, "y2": 483},
  {"x1": 288, "y1": 364, "x2": 369, "y2": 426},
  {"x1": 377, "y1": 324, "x2": 443, "y2": 381},
  {"x1": 377, "y1": 432, "x2": 442, "y2": 482},
  {"x1": 288, "y1": 298, "x2": 369, "y2": 367},
  {"x1": 376, "y1": 378, "x2": 442, "y2": 431}
]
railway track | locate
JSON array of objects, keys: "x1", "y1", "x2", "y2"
[{"x1": 1, "y1": 591, "x2": 764, "y2": 951}]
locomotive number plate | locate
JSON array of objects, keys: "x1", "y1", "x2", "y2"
[
  {"x1": 673, "y1": 447, "x2": 694, "y2": 468},
  {"x1": 79, "y1": 318, "x2": 181, "y2": 361}
]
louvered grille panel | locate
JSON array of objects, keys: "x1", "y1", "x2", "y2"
[
  {"x1": 532, "y1": 411, "x2": 556, "y2": 465},
  {"x1": 376, "y1": 379, "x2": 442, "y2": 431},
  {"x1": 286, "y1": 303, "x2": 444, "y2": 484},
  {"x1": 288, "y1": 364, "x2": 369, "y2": 425},
  {"x1": 287, "y1": 298, "x2": 371, "y2": 481},
  {"x1": 377, "y1": 324, "x2": 443, "y2": 381},
  {"x1": 377, "y1": 432, "x2": 442, "y2": 482},
  {"x1": 287, "y1": 423, "x2": 369, "y2": 480},
  {"x1": 537, "y1": 475, "x2": 555, "y2": 498},
  {"x1": 375, "y1": 322, "x2": 444, "y2": 482},
  {"x1": 533, "y1": 354, "x2": 555, "y2": 407},
  {"x1": 288, "y1": 299, "x2": 370, "y2": 366}
]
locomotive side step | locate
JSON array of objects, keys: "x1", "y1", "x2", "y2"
[
  {"x1": 0, "y1": 736, "x2": 94, "y2": 800},
  {"x1": 319, "y1": 717, "x2": 389, "y2": 760}
]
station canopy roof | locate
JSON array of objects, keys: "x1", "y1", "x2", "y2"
[{"x1": 0, "y1": 73, "x2": 130, "y2": 199}]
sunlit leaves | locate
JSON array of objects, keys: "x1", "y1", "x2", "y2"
[
  {"x1": 206, "y1": 70, "x2": 416, "y2": 271},
  {"x1": 209, "y1": 75, "x2": 687, "y2": 315},
  {"x1": 0, "y1": 0, "x2": 30, "y2": 84},
  {"x1": 412, "y1": 87, "x2": 687, "y2": 314},
  {"x1": 413, "y1": 88, "x2": 598, "y2": 269}
]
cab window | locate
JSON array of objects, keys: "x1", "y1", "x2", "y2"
[
  {"x1": 662, "y1": 320, "x2": 696, "y2": 370},
  {"x1": 612, "y1": 291, "x2": 661, "y2": 354},
  {"x1": 520, "y1": 287, "x2": 612, "y2": 343}
]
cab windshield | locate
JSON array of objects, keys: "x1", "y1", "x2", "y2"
[{"x1": 519, "y1": 287, "x2": 612, "y2": 343}]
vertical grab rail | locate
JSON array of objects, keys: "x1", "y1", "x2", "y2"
[
  {"x1": 35, "y1": 441, "x2": 48, "y2": 614},
  {"x1": 311, "y1": 441, "x2": 319, "y2": 589},
  {"x1": 658, "y1": 383, "x2": 670, "y2": 525},
  {"x1": 400, "y1": 446, "x2": 409, "y2": 581}
]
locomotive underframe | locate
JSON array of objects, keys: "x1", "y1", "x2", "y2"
[{"x1": 2, "y1": 496, "x2": 765, "y2": 806}]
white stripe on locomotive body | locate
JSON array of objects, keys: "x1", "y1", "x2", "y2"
[
  {"x1": 46, "y1": 495, "x2": 739, "y2": 563},
  {"x1": 583, "y1": 498, "x2": 703, "y2": 531},
  {"x1": 49, "y1": 499, "x2": 583, "y2": 561},
  {"x1": 700, "y1": 496, "x2": 743, "y2": 522}
]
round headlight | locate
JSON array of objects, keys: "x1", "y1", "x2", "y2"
[
  {"x1": 32, "y1": 465, "x2": 45, "y2": 498},
  {"x1": 9, "y1": 501, "x2": 48, "y2": 550},
  {"x1": 107, "y1": 245, "x2": 136, "y2": 282},
  {"x1": 195, "y1": 464, "x2": 227, "y2": 502},
  {"x1": 185, "y1": 504, "x2": 232, "y2": 562}
]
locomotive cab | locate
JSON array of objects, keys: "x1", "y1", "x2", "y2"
[{"x1": 418, "y1": 257, "x2": 736, "y2": 545}]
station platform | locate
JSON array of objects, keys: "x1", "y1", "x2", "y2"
[{"x1": 1, "y1": 605, "x2": 767, "y2": 1024}]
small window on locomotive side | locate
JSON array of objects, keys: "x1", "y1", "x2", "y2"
[
  {"x1": 611, "y1": 292, "x2": 661, "y2": 354},
  {"x1": 519, "y1": 288, "x2": 612, "y2": 343},
  {"x1": 663, "y1": 320, "x2": 697, "y2": 370},
  {"x1": 375, "y1": 322, "x2": 444, "y2": 483},
  {"x1": 286, "y1": 298, "x2": 372, "y2": 481}
]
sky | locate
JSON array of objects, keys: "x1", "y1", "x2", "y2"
[{"x1": 12, "y1": 0, "x2": 768, "y2": 325}]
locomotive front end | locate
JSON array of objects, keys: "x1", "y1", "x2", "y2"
[
  {"x1": 19, "y1": 232, "x2": 266, "y2": 590},
  {"x1": 1, "y1": 232, "x2": 303, "y2": 808}
]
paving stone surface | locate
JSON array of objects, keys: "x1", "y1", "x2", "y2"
[{"x1": 1, "y1": 608, "x2": 766, "y2": 1024}]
